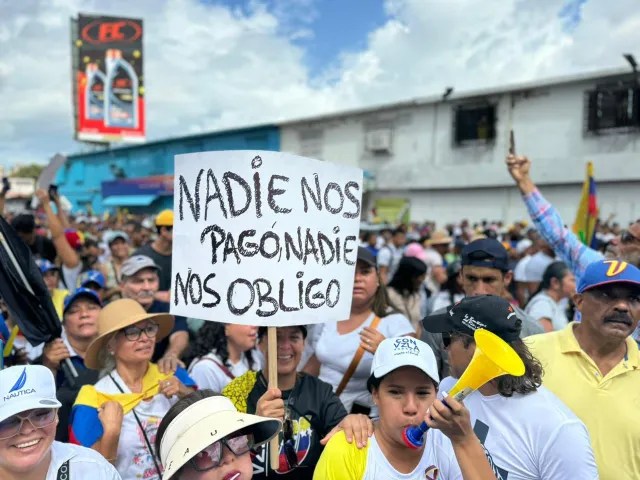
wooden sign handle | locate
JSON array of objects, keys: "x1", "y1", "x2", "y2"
[{"x1": 268, "y1": 327, "x2": 280, "y2": 471}]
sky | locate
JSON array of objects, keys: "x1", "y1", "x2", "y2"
[{"x1": 1, "y1": 0, "x2": 639, "y2": 167}]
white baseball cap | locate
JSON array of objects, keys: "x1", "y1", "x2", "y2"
[
  {"x1": 516, "y1": 238, "x2": 533, "y2": 255},
  {"x1": 367, "y1": 337, "x2": 440, "y2": 391},
  {"x1": 159, "y1": 395, "x2": 281, "y2": 480},
  {"x1": 0, "y1": 366, "x2": 62, "y2": 422}
]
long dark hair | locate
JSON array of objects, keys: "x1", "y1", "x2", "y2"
[
  {"x1": 388, "y1": 257, "x2": 427, "y2": 296},
  {"x1": 368, "y1": 272, "x2": 402, "y2": 318},
  {"x1": 458, "y1": 334, "x2": 543, "y2": 396},
  {"x1": 184, "y1": 322, "x2": 256, "y2": 370},
  {"x1": 442, "y1": 261, "x2": 463, "y2": 302}
]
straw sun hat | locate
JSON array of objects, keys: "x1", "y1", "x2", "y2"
[
  {"x1": 84, "y1": 298, "x2": 174, "y2": 369},
  {"x1": 427, "y1": 230, "x2": 453, "y2": 246}
]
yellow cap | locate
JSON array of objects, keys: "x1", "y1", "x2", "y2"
[{"x1": 155, "y1": 209, "x2": 174, "y2": 227}]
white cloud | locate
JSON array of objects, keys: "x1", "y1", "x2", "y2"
[{"x1": 1, "y1": 0, "x2": 639, "y2": 167}]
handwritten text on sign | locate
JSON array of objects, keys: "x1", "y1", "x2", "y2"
[{"x1": 170, "y1": 151, "x2": 363, "y2": 326}]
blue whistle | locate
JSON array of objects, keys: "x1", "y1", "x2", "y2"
[
  {"x1": 402, "y1": 399, "x2": 450, "y2": 449},
  {"x1": 402, "y1": 421, "x2": 429, "y2": 449}
]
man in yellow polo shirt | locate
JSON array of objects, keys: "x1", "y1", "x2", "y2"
[{"x1": 526, "y1": 259, "x2": 640, "y2": 480}]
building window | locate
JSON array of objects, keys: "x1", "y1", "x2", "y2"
[
  {"x1": 364, "y1": 125, "x2": 393, "y2": 154},
  {"x1": 453, "y1": 104, "x2": 496, "y2": 146},
  {"x1": 586, "y1": 85, "x2": 640, "y2": 133},
  {"x1": 298, "y1": 129, "x2": 324, "y2": 160}
]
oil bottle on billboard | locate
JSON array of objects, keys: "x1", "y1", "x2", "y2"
[
  {"x1": 84, "y1": 63, "x2": 106, "y2": 121},
  {"x1": 104, "y1": 49, "x2": 139, "y2": 128},
  {"x1": 73, "y1": 14, "x2": 145, "y2": 143}
]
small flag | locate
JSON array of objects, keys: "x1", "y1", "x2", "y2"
[{"x1": 573, "y1": 162, "x2": 598, "y2": 248}]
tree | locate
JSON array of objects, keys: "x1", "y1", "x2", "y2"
[{"x1": 11, "y1": 164, "x2": 44, "y2": 180}]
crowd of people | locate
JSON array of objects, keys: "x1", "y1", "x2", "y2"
[{"x1": 0, "y1": 154, "x2": 638, "y2": 480}]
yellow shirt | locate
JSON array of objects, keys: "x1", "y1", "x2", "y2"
[
  {"x1": 314, "y1": 431, "x2": 447, "y2": 480},
  {"x1": 526, "y1": 323, "x2": 640, "y2": 480},
  {"x1": 313, "y1": 431, "x2": 367, "y2": 480}
]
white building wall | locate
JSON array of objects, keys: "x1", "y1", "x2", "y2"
[{"x1": 280, "y1": 71, "x2": 640, "y2": 225}]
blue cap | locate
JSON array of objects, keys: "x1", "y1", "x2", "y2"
[
  {"x1": 36, "y1": 259, "x2": 59, "y2": 274},
  {"x1": 78, "y1": 270, "x2": 106, "y2": 289},
  {"x1": 63, "y1": 288, "x2": 102, "y2": 314},
  {"x1": 461, "y1": 238, "x2": 509, "y2": 272},
  {"x1": 577, "y1": 260, "x2": 640, "y2": 294}
]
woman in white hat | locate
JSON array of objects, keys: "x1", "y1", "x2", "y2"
[
  {"x1": 0, "y1": 365, "x2": 121, "y2": 480},
  {"x1": 70, "y1": 299, "x2": 196, "y2": 480},
  {"x1": 304, "y1": 247, "x2": 415, "y2": 415},
  {"x1": 314, "y1": 337, "x2": 495, "y2": 479},
  {"x1": 156, "y1": 389, "x2": 281, "y2": 480}
]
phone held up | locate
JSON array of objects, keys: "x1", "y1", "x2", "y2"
[{"x1": 48, "y1": 184, "x2": 58, "y2": 201}]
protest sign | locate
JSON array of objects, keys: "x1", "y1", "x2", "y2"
[{"x1": 170, "y1": 150, "x2": 363, "y2": 326}]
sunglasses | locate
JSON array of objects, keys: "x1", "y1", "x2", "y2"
[
  {"x1": 122, "y1": 322, "x2": 159, "y2": 341},
  {"x1": 442, "y1": 331, "x2": 471, "y2": 349},
  {"x1": 0, "y1": 408, "x2": 57, "y2": 440},
  {"x1": 187, "y1": 433, "x2": 254, "y2": 472},
  {"x1": 620, "y1": 230, "x2": 640, "y2": 245},
  {"x1": 282, "y1": 416, "x2": 299, "y2": 469}
]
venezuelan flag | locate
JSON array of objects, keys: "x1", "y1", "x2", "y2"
[
  {"x1": 573, "y1": 162, "x2": 598, "y2": 248},
  {"x1": 69, "y1": 364, "x2": 195, "y2": 447}
]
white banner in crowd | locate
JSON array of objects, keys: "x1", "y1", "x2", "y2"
[{"x1": 170, "y1": 150, "x2": 363, "y2": 326}]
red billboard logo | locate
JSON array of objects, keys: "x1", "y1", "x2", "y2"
[{"x1": 81, "y1": 19, "x2": 142, "y2": 44}]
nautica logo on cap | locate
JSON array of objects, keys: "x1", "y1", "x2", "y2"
[
  {"x1": 4, "y1": 368, "x2": 35, "y2": 401},
  {"x1": 9, "y1": 368, "x2": 27, "y2": 393}
]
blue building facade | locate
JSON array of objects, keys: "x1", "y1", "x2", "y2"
[{"x1": 56, "y1": 125, "x2": 280, "y2": 214}]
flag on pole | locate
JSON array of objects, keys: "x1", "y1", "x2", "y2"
[{"x1": 573, "y1": 161, "x2": 598, "y2": 247}]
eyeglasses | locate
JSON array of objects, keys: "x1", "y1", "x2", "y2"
[
  {"x1": 620, "y1": 230, "x2": 640, "y2": 245},
  {"x1": 0, "y1": 408, "x2": 57, "y2": 440},
  {"x1": 442, "y1": 331, "x2": 471, "y2": 349},
  {"x1": 282, "y1": 416, "x2": 299, "y2": 469},
  {"x1": 187, "y1": 433, "x2": 254, "y2": 472},
  {"x1": 122, "y1": 322, "x2": 159, "y2": 341}
]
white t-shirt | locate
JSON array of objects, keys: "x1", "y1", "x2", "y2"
[
  {"x1": 94, "y1": 370, "x2": 178, "y2": 480},
  {"x1": 436, "y1": 377, "x2": 598, "y2": 480},
  {"x1": 46, "y1": 441, "x2": 121, "y2": 479},
  {"x1": 513, "y1": 255, "x2": 532, "y2": 282},
  {"x1": 525, "y1": 291, "x2": 569, "y2": 331},
  {"x1": 61, "y1": 263, "x2": 83, "y2": 291},
  {"x1": 377, "y1": 244, "x2": 403, "y2": 281},
  {"x1": 188, "y1": 350, "x2": 261, "y2": 393},
  {"x1": 363, "y1": 432, "x2": 456, "y2": 480},
  {"x1": 314, "y1": 313, "x2": 414, "y2": 412}
]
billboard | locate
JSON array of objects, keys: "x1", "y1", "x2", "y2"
[
  {"x1": 71, "y1": 14, "x2": 145, "y2": 143},
  {"x1": 101, "y1": 175, "x2": 174, "y2": 197}
]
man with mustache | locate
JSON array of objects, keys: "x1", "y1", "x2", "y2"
[
  {"x1": 119, "y1": 255, "x2": 189, "y2": 365},
  {"x1": 526, "y1": 259, "x2": 640, "y2": 480}
]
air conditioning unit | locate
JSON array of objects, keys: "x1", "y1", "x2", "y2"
[{"x1": 365, "y1": 129, "x2": 392, "y2": 153}]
